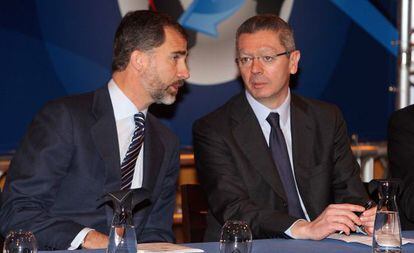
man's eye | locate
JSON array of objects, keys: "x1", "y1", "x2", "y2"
[
  {"x1": 262, "y1": 56, "x2": 274, "y2": 62},
  {"x1": 240, "y1": 57, "x2": 252, "y2": 64}
]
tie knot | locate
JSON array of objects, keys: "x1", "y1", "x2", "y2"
[
  {"x1": 134, "y1": 112, "x2": 145, "y2": 128},
  {"x1": 266, "y1": 112, "x2": 280, "y2": 129}
]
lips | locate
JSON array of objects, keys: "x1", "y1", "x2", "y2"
[
  {"x1": 251, "y1": 81, "x2": 267, "y2": 89},
  {"x1": 170, "y1": 80, "x2": 184, "y2": 90},
  {"x1": 250, "y1": 76, "x2": 268, "y2": 89}
]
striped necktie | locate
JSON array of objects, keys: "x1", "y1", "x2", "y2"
[{"x1": 120, "y1": 112, "x2": 145, "y2": 190}]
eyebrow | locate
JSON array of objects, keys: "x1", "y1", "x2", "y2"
[{"x1": 172, "y1": 50, "x2": 187, "y2": 56}]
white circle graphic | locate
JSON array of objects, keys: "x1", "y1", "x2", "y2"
[{"x1": 116, "y1": 0, "x2": 294, "y2": 85}]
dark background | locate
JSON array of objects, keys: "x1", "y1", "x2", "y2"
[{"x1": 0, "y1": 0, "x2": 397, "y2": 153}]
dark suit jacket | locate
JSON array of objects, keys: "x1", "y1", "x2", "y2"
[
  {"x1": 0, "y1": 87, "x2": 180, "y2": 250},
  {"x1": 193, "y1": 92, "x2": 368, "y2": 241},
  {"x1": 388, "y1": 104, "x2": 414, "y2": 229}
]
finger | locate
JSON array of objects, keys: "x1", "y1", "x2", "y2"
[
  {"x1": 361, "y1": 218, "x2": 375, "y2": 230},
  {"x1": 325, "y1": 209, "x2": 362, "y2": 225},
  {"x1": 329, "y1": 215, "x2": 358, "y2": 231},
  {"x1": 364, "y1": 225, "x2": 374, "y2": 235},
  {"x1": 334, "y1": 223, "x2": 351, "y2": 235},
  {"x1": 326, "y1": 203, "x2": 365, "y2": 212},
  {"x1": 361, "y1": 206, "x2": 376, "y2": 217},
  {"x1": 360, "y1": 214, "x2": 375, "y2": 223}
]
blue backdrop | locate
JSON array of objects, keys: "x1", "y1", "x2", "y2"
[{"x1": 0, "y1": 0, "x2": 397, "y2": 153}]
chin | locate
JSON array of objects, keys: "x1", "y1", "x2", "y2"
[
  {"x1": 160, "y1": 95, "x2": 176, "y2": 105},
  {"x1": 248, "y1": 88, "x2": 273, "y2": 100}
]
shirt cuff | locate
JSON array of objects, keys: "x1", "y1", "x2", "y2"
[
  {"x1": 68, "y1": 227, "x2": 95, "y2": 250},
  {"x1": 284, "y1": 219, "x2": 307, "y2": 239}
]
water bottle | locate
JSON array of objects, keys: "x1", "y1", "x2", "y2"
[
  {"x1": 105, "y1": 189, "x2": 150, "y2": 253},
  {"x1": 107, "y1": 207, "x2": 137, "y2": 253},
  {"x1": 372, "y1": 180, "x2": 402, "y2": 253}
]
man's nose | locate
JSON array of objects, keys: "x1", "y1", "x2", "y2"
[
  {"x1": 178, "y1": 62, "x2": 190, "y2": 80},
  {"x1": 250, "y1": 57, "x2": 263, "y2": 74}
]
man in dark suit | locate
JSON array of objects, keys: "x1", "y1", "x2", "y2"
[
  {"x1": 0, "y1": 11, "x2": 189, "y2": 250},
  {"x1": 388, "y1": 104, "x2": 414, "y2": 229},
  {"x1": 193, "y1": 14, "x2": 375, "y2": 241}
]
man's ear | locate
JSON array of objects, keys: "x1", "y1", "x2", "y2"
[
  {"x1": 289, "y1": 50, "x2": 301, "y2": 75},
  {"x1": 130, "y1": 50, "x2": 148, "y2": 72}
]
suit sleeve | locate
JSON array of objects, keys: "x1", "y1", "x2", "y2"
[
  {"x1": 139, "y1": 138, "x2": 179, "y2": 243},
  {"x1": 193, "y1": 119, "x2": 297, "y2": 239},
  {"x1": 0, "y1": 102, "x2": 85, "y2": 250},
  {"x1": 388, "y1": 109, "x2": 414, "y2": 222},
  {"x1": 330, "y1": 107, "x2": 368, "y2": 204}
]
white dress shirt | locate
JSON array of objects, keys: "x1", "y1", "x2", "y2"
[
  {"x1": 69, "y1": 79, "x2": 146, "y2": 249},
  {"x1": 245, "y1": 90, "x2": 310, "y2": 237},
  {"x1": 108, "y1": 79, "x2": 146, "y2": 189}
]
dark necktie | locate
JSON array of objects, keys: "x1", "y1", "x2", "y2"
[
  {"x1": 120, "y1": 112, "x2": 145, "y2": 190},
  {"x1": 266, "y1": 112, "x2": 305, "y2": 219}
]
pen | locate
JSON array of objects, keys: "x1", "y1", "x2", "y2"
[{"x1": 338, "y1": 200, "x2": 375, "y2": 235}]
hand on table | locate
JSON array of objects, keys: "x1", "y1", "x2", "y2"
[
  {"x1": 82, "y1": 230, "x2": 109, "y2": 249},
  {"x1": 360, "y1": 206, "x2": 376, "y2": 235},
  {"x1": 291, "y1": 203, "x2": 365, "y2": 240}
]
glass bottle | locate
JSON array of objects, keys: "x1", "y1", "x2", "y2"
[
  {"x1": 107, "y1": 206, "x2": 137, "y2": 253},
  {"x1": 372, "y1": 180, "x2": 402, "y2": 253},
  {"x1": 105, "y1": 189, "x2": 150, "y2": 253}
]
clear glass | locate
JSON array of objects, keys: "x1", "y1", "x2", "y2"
[
  {"x1": 372, "y1": 180, "x2": 402, "y2": 253},
  {"x1": 3, "y1": 230, "x2": 37, "y2": 253},
  {"x1": 107, "y1": 210, "x2": 137, "y2": 253},
  {"x1": 219, "y1": 220, "x2": 252, "y2": 253}
]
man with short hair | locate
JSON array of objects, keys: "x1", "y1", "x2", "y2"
[
  {"x1": 0, "y1": 10, "x2": 189, "y2": 250},
  {"x1": 193, "y1": 14, "x2": 375, "y2": 241}
]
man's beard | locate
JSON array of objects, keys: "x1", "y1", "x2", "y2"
[
  {"x1": 151, "y1": 82, "x2": 179, "y2": 105},
  {"x1": 142, "y1": 68, "x2": 183, "y2": 105}
]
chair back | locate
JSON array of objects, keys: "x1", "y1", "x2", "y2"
[{"x1": 181, "y1": 184, "x2": 208, "y2": 243}]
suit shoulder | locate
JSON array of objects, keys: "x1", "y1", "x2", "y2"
[
  {"x1": 193, "y1": 93, "x2": 242, "y2": 129},
  {"x1": 293, "y1": 94, "x2": 342, "y2": 118},
  {"x1": 43, "y1": 90, "x2": 95, "y2": 113},
  {"x1": 389, "y1": 104, "x2": 414, "y2": 128}
]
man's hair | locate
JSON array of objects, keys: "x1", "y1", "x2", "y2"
[
  {"x1": 236, "y1": 14, "x2": 295, "y2": 52},
  {"x1": 112, "y1": 10, "x2": 187, "y2": 72}
]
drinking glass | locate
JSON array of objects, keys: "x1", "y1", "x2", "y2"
[
  {"x1": 3, "y1": 230, "x2": 37, "y2": 253},
  {"x1": 219, "y1": 220, "x2": 252, "y2": 253}
]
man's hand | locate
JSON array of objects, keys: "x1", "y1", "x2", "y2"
[
  {"x1": 82, "y1": 230, "x2": 109, "y2": 249},
  {"x1": 291, "y1": 203, "x2": 365, "y2": 240},
  {"x1": 360, "y1": 206, "x2": 376, "y2": 235}
]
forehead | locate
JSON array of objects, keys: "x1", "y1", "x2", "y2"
[
  {"x1": 237, "y1": 30, "x2": 283, "y2": 53},
  {"x1": 157, "y1": 26, "x2": 187, "y2": 51}
]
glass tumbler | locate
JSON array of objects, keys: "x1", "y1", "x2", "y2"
[
  {"x1": 219, "y1": 220, "x2": 252, "y2": 253},
  {"x1": 3, "y1": 230, "x2": 37, "y2": 253}
]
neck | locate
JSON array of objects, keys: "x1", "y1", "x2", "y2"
[
  {"x1": 112, "y1": 70, "x2": 152, "y2": 111},
  {"x1": 260, "y1": 87, "x2": 289, "y2": 110}
]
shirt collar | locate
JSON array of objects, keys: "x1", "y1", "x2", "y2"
[
  {"x1": 108, "y1": 79, "x2": 147, "y2": 121},
  {"x1": 245, "y1": 89, "x2": 291, "y2": 128}
]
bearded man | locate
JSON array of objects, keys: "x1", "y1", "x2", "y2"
[{"x1": 0, "y1": 10, "x2": 189, "y2": 250}]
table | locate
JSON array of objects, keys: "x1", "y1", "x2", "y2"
[{"x1": 43, "y1": 231, "x2": 414, "y2": 253}]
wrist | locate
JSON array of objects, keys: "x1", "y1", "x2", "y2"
[{"x1": 291, "y1": 220, "x2": 311, "y2": 239}]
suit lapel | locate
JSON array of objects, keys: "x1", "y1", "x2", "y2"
[
  {"x1": 90, "y1": 87, "x2": 121, "y2": 226},
  {"x1": 90, "y1": 87, "x2": 121, "y2": 192},
  {"x1": 141, "y1": 114, "x2": 163, "y2": 193},
  {"x1": 231, "y1": 94, "x2": 287, "y2": 201},
  {"x1": 290, "y1": 94, "x2": 316, "y2": 218}
]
